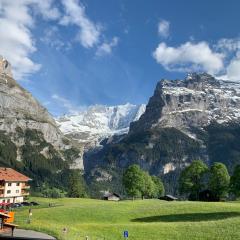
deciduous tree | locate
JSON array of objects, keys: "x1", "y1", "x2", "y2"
[
  {"x1": 230, "y1": 164, "x2": 240, "y2": 198},
  {"x1": 142, "y1": 171, "x2": 155, "y2": 198},
  {"x1": 152, "y1": 176, "x2": 165, "y2": 198},
  {"x1": 179, "y1": 160, "x2": 208, "y2": 200},
  {"x1": 209, "y1": 162, "x2": 230, "y2": 200},
  {"x1": 123, "y1": 165, "x2": 145, "y2": 199}
]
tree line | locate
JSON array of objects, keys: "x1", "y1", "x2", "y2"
[
  {"x1": 34, "y1": 169, "x2": 88, "y2": 198},
  {"x1": 36, "y1": 161, "x2": 240, "y2": 201},
  {"x1": 179, "y1": 160, "x2": 240, "y2": 201},
  {"x1": 122, "y1": 161, "x2": 240, "y2": 201}
]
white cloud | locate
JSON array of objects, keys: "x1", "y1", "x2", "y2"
[
  {"x1": 214, "y1": 38, "x2": 240, "y2": 81},
  {"x1": 214, "y1": 38, "x2": 240, "y2": 53},
  {"x1": 40, "y1": 26, "x2": 72, "y2": 51},
  {"x1": 96, "y1": 37, "x2": 119, "y2": 56},
  {"x1": 0, "y1": 0, "x2": 60, "y2": 80},
  {"x1": 52, "y1": 94, "x2": 83, "y2": 114},
  {"x1": 153, "y1": 38, "x2": 240, "y2": 81},
  {"x1": 0, "y1": 0, "x2": 117, "y2": 80},
  {"x1": 153, "y1": 41, "x2": 224, "y2": 75},
  {"x1": 226, "y1": 57, "x2": 240, "y2": 80},
  {"x1": 60, "y1": 0, "x2": 118, "y2": 54},
  {"x1": 158, "y1": 20, "x2": 170, "y2": 38},
  {"x1": 60, "y1": 0, "x2": 101, "y2": 48},
  {"x1": 31, "y1": 0, "x2": 60, "y2": 20},
  {"x1": 219, "y1": 56, "x2": 240, "y2": 81}
]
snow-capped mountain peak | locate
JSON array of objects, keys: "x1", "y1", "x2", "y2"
[
  {"x1": 56, "y1": 103, "x2": 146, "y2": 147},
  {"x1": 130, "y1": 73, "x2": 240, "y2": 135}
]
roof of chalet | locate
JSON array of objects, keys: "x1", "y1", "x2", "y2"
[
  {"x1": 103, "y1": 192, "x2": 121, "y2": 198},
  {"x1": 0, "y1": 168, "x2": 31, "y2": 182},
  {"x1": 160, "y1": 195, "x2": 178, "y2": 200}
]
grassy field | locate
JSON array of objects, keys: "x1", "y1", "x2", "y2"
[{"x1": 13, "y1": 197, "x2": 240, "y2": 240}]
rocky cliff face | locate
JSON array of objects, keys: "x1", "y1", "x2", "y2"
[
  {"x1": 0, "y1": 57, "x2": 83, "y2": 187},
  {"x1": 130, "y1": 73, "x2": 240, "y2": 136},
  {"x1": 85, "y1": 73, "x2": 240, "y2": 195},
  {"x1": 0, "y1": 67, "x2": 63, "y2": 148}
]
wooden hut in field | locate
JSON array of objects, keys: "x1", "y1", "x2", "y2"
[{"x1": 103, "y1": 192, "x2": 121, "y2": 201}]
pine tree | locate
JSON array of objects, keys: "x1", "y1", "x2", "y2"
[{"x1": 68, "y1": 170, "x2": 87, "y2": 198}]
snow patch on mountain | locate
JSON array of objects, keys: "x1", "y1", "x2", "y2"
[{"x1": 56, "y1": 103, "x2": 146, "y2": 147}]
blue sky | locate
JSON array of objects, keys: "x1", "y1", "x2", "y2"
[{"x1": 0, "y1": 0, "x2": 240, "y2": 116}]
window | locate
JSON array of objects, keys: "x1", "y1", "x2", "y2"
[
  {"x1": 16, "y1": 183, "x2": 20, "y2": 186},
  {"x1": 7, "y1": 190, "x2": 11, "y2": 194},
  {"x1": 16, "y1": 190, "x2": 19, "y2": 193},
  {"x1": 8, "y1": 183, "x2": 11, "y2": 186}
]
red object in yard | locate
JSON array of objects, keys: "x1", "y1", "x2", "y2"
[{"x1": 1, "y1": 203, "x2": 10, "y2": 206}]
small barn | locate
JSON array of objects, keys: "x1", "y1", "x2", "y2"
[
  {"x1": 159, "y1": 195, "x2": 178, "y2": 201},
  {"x1": 103, "y1": 193, "x2": 121, "y2": 201},
  {"x1": 199, "y1": 190, "x2": 219, "y2": 202}
]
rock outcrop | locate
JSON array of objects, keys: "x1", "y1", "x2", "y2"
[{"x1": 0, "y1": 56, "x2": 13, "y2": 78}]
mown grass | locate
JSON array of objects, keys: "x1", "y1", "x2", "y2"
[{"x1": 13, "y1": 197, "x2": 240, "y2": 240}]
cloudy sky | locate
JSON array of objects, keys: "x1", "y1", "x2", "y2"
[{"x1": 0, "y1": 0, "x2": 240, "y2": 116}]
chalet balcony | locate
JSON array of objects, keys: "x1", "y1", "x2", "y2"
[
  {"x1": 0, "y1": 190, "x2": 4, "y2": 197},
  {"x1": 21, "y1": 190, "x2": 29, "y2": 196},
  {"x1": 21, "y1": 184, "x2": 30, "y2": 189},
  {"x1": 0, "y1": 182, "x2": 4, "y2": 190}
]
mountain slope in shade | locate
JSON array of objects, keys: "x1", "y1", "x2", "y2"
[{"x1": 56, "y1": 103, "x2": 146, "y2": 147}]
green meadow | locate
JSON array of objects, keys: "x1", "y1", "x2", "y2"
[{"x1": 14, "y1": 197, "x2": 240, "y2": 240}]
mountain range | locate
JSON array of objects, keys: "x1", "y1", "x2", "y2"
[
  {"x1": 83, "y1": 73, "x2": 240, "y2": 195},
  {"x1": 1, "y1": 56, "x2": 240, "y2": 196}
]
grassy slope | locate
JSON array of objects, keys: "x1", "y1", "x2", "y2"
[{"x1": 14, "y1": 197, "x2": 240, "y2": 240}]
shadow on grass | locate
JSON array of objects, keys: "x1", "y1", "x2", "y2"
[{"x1": 132, "y1": 212, "x2": 240, "y2": 222}]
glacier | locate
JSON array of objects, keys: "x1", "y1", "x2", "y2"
[{"x1": 56, "y1": 103, "x2": 146, "y2": 147}]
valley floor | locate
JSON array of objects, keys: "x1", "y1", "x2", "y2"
[{"x1": 13, "y1": 197, "x2": 240, "y2": 240}]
